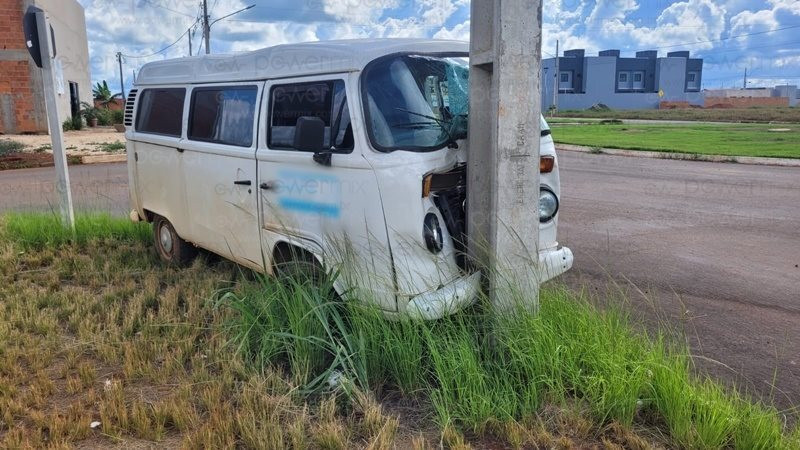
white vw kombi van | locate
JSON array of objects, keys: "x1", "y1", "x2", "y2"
[{"x1": 125, "y1": 38, "x2": 572, "y2": 319}]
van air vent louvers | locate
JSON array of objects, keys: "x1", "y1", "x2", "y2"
[{"x1": 123, "y1": 89, "x2": 138, "y2": 127}]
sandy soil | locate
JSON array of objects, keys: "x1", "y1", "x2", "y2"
[{"x1": 1, "y1": 127, "x2": 126, "y2": 156}]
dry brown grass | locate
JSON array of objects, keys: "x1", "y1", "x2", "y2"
[{"x1": 0, "y1": 222, "x2": 675, "y2": 449}]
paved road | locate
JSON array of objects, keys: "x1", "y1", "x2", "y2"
[
  {"x1": 1, "y1": 155, "x2": 798, "y2": 408},
  {"x1": 557, "y1": 151, "x2": 800, "y2": 410}
]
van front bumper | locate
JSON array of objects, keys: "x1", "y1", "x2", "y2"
[{"x1": 404, "y1": 246, "x2": 573, "y2": 320}]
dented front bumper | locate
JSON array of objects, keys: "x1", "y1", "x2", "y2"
[{"x1": 405, "y1": 246, "x2": 573, "y2": 320}]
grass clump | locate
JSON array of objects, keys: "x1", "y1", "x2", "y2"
[
  {"x1": 2, "y1": 212, "x2": 151, "y2": 250},
  {"x1": 0, "y1": 139, "x2": 25, "y2": 156},
  {"x1": 1, "y1": 212, "x2": 796, "y2": 448},
  {"x1": 219, "y1": 262, "x2": 798, "y2": 448}
]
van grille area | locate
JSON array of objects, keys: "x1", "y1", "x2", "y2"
[
  {"x1": 433, "y1": 187, "x2": 468, "y2": 271},
  {"x1": 123, "y1": 90, "x2": 138, "y2": 127}
]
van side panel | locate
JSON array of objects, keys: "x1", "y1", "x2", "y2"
[
  {"x1": 134, "y1": 138, "x2": 189, "y2": 233},
  {"x1": 129, "y1": 87, "x2": 191, "y2": 237}
]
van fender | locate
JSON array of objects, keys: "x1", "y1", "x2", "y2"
[{"x1": 270, "y1": 237, "x2": 348, "y2": 297}]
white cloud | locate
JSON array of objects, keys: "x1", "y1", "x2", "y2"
[
  {"x1": 586, "y1": 0, "x2": 639, "y2": 25},
  {"x1": 321, "y1": 0, "x2": 399, "y2": 23},
  {"x1": 433, "y1": 19, "x2": 470, "y2": 40},
  {"x1": 595, "y1": 0, "x2": 727, "y2": 52}
]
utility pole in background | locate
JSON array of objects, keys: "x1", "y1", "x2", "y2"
[
  {"x1": 116, "y1": 52, "x2": 125, "y2": 101},
  {"x1": 553, "y1": 39, "x2": 559, "y2": 115},
  {"x1": 202, "y1": 0, "x2": 211, "y2": 54},
  {"x1": 743, "y1": 68, "x2": 748, "y2": 89},
  {"x1": 467, "y1": 0, "x2": 544, "y2": 311},
  {"x1": 188, "y1": 27, "x2": 193, "y2": 56}
]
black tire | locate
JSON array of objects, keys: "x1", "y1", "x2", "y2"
[
  {"x1": 273, "y1": 245, "x2": 325, "y2": 286},
  {"x1": 152, "y1": 215, "x2": 197, "y2": 266}
]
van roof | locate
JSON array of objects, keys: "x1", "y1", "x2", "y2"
[{"x1": 135, "y1": 38, "x2": 469, "y2": 86}]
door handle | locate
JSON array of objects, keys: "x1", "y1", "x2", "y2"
[
  {"x1": 260, "y1": 181, "x2": 274, "y2": 190},
  {"x1": 234, "y1": 180, "x2": 252, "y2": 186},
  {"x1": 176, "y1": 147, "x2": 184, "y2": 153}
]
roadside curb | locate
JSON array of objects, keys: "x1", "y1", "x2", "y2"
[
  {"x1": 80, "y1": 154, "x2": 127, "y2": 165},
  {"x1": 555, "y1": 144, "x2": 800, "y2": 167}
]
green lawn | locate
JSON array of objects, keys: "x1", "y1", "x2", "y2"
[
  {"x1": 551, "y1": 123, "x2": 800, "y2": 158},
  {"x1": 553, "y1": 107, "x2": 800, "y2": 123}
]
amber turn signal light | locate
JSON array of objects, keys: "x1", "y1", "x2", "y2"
[
  {"x1": 422, "y1": 174, "x2": 433, "y2": 198},
  {"x1": 540, "y1": 156, "x2": 555, "y2": 173}
]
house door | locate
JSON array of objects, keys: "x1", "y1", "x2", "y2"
[{"x1": 69, "y1": 82, "x2": 80, "y2": 117}]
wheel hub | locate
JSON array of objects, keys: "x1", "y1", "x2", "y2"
[{"x1": 159, "y1": 225, "x2": 173, "y2": 254}]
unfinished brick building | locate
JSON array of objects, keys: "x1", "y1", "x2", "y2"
[{"x1": 0, "y1": 0, "x2": 91, "y2": 134}]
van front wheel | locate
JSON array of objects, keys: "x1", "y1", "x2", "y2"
[{"x1": 153, "y1": 215, "x2": 197, "y2": 266}]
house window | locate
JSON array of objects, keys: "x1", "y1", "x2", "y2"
[
  {"x1": 559, "y1": 71, "x2": 572, "y2": 91},
  {"x1": 617, "y1": 72, "x2": 632, "y2": 90},
  {"x1": 687, "y1": 71, "x2": 699, "y2": 90},
  {"x1": 189, "y1": 86, "x2": 258, "y2": 147},
  {"x1": 632, "y1": 71, "x2": 644, "y2": 90},
  {"x1": 135, "y1": 88, "x2": 185, "y2": 137}
]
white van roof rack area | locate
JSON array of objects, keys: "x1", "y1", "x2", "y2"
[{"x1": 135, "y1": 38, "x2": 468, "y2": 86}]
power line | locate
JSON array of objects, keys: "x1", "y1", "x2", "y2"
[
  {"x1": 120, "y1": 18, "x2": 200, "y2": 59},
  {"x1": 635, "y1": 23, "x2": 800, "y2": 52},
  {"x1": 141, "y1": 0, "x2": 196, "y2": 18}
]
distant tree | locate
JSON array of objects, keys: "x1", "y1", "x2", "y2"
[{"x1": 92, "y1": 81, "x2": 121, "y2": 108}]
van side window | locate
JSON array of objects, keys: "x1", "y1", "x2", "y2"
[
  {"x1": 269, "y1": 80, "x2": 353, "y2": 152},
  {"x1": 135, "y1": 88, "x2": 185, "y2": 137},
  {"x1": 189, "y1": 86, "x2": 258, "y2": 147}
]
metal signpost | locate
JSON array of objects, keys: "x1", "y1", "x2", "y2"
[
  {"x1": 23, "y1": 6, "x2": 74, "y2": 229},
  {"x1": 467, "y1": 0, "x2": 544, "y2": 311}
]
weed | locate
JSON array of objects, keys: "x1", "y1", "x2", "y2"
[
  {"x1": 95, "y1": 140, "x2": 126, "y2": 153},
  {"x1": 0, "y1": 139, "x2": 25, "y2": 156},
  {"x1": 2, "y1": 212, "x2": 151, "y2": 249},
  {"x1": 1, "y1": 212, "x2": 796, "y2": 448}
]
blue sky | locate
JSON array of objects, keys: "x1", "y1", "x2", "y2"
[{"x1": 78, "y1": 0, "x2": 800, "y2": 93}]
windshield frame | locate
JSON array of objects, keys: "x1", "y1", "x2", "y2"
[{"x1": 360, "y1": 51, "x2": 469, "y2": 153}]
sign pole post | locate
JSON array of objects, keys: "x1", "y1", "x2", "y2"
[{"x1": 26, "y1": 7, "x2": 74, "y2": 229}]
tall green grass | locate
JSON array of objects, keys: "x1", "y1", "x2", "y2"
[
  {"x1": 1, "y1": 212, "x2": 151, "y2": 250},
  {"x1": 3, "y1": 212, "x2": 795, "y2": 447},
  {"x1": 218, "y1": 273, "x2": 799, "y2": 449}
]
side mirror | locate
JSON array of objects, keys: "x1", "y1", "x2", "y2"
[
  {"x1": 293, "y1": 115, "x2": 324, "y2": 144},
  {"x1": 293, "y1": 116, "x2": 331, "y2": 167}
]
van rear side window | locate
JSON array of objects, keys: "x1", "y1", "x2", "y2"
[
  {"x1": 135, "y1": 88, "x2": 185, "y2": 137},
  {"x1": 189, "y1": 86, "x2": 258, "y2": 147}
]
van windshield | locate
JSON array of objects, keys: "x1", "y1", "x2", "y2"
[{"x1": 362, "y1": 54, "x2": 469, "y2": 152}]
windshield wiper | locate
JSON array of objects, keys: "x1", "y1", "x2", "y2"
[{"x1": 394, "y1": 107, "x2": 461, "y2": 149}]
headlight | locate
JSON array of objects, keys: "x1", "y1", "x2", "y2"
[
  {"x1": 539, "y1": 187, "x2": 559, "y2": 223},
  {"x1": 423, "y1": 213, "x2": 444, "y2": 253}
]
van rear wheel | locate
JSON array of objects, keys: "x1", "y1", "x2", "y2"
[{"x1": 153, "y1": 215, "x2": 197, "y2": 266}]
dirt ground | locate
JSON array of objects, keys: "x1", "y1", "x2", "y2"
[{"x1": 1, "y1": 127, "x2": 125, "y2": 156}]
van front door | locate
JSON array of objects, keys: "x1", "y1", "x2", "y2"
[
  {"x1": 181, "y1": 83, "x2": 264, "y2": 270},
  {"x1": 256, "y1": 75, "x2": 397, "y2": 311}
]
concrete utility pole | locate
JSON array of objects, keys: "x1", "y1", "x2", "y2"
[
  {"x1": 743, "y1": 68, "x2": 747, "y2": 89},
  {"x1": 553, "y1": 39, "x2": 559, "y2": 114},
  {"x1": 116, "y1": 52, "x2": 125, "y2": 101},
  {"x1": 202, "y1": 0, "x2": 211, "y2": 55},
  {"x1": 467, "y1": 0, "x2": 543, "y2": 311},
  {"x1": 29, "y1": 9, "x2": 74, "y2": 228},
  {"x1": 188, "y1": 28, "x2": 193, "y2": 56}
]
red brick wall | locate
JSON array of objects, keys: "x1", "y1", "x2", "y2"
[
  {"x1": 659, "y1": 101, "x2": 691, "y2": 109},
  {"x1": 704, "y1": 97, "x2": 790, "y2": 108},
  {"x1": 0, "y1": 0, "x2": 45, "y2": 134}
]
